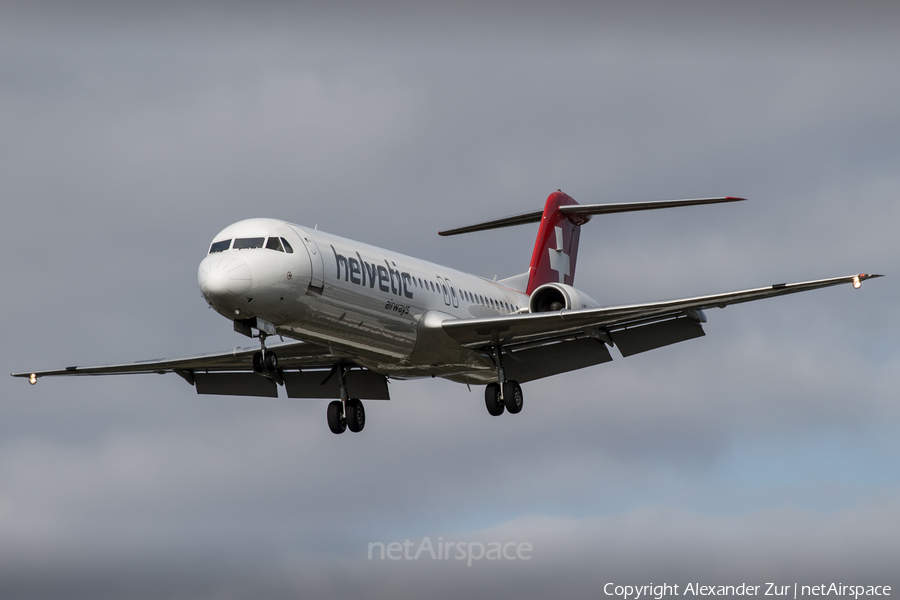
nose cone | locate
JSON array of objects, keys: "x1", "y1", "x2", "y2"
[{"x1": 198, "y1": 255, "x2": 252, "y2": 305}]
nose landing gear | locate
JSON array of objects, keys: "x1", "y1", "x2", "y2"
[
  {"x1": 251, "y1": 332, "x2": 283, "y2": 386},
  {"x1": 251, "y1": 332, "x2": 278, "y2": 372}
]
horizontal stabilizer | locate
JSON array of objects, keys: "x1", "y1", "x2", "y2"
[
  {"x1": 438, "y1": 196, "x2": 745, "y2": 236},
  {"x1": 439, "y1": 210, "x2": 543, "y2": 236},
  {"x1": 559, "y1": 196, "x2": 746, "y2": 217}
]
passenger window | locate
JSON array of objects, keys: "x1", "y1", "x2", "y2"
[
  {"x1": 209, "y1": 239, "x2": 231, "y2": 254},
  {"x1": 280, "y1": 238, "x2": 294, "y2": 253},
  {"x1": 233, "y1": 237, "x2": 265, "y2": 250},
  {"x1": 265, "y1": 237, "x2": 284, "y2": 252}
]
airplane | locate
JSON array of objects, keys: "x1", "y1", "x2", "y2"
[{"x1": 12, "y1": 191, "x2": 881, "y2": 434}]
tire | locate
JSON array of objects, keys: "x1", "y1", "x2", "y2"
[
  {"x1": 327, "y1": 400, "x2": 346, "y2": 434},
  {"x1": 503, "y1": 381, "x2": 523, "y2": 414},
  {"x1": 346, "y1": 398, "x2": 366, "y2": 433},
  {"x1": 264, "y1": 351, "x2": 278, "y2": 372},
  {"x1": 484, "y1": 383, "x2": 504, "y2": 416},
  {"x1": 252, "y1": 351, "x2": 265, "y2": 374}
]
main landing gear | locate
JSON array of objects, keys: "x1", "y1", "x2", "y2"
[
  {"x1": 484, "y1": 345, "x2": 523, "y2": 416},
  {"x1": 326, "y1": 365, "x2": 366, "y2": 434},
  {"x1": 328, "y1": 398, "x2": 365, "y2": 434}
]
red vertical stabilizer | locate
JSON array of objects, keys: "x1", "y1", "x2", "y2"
[{"x1": 525, "y1": 191, "x2": 589, "y2": 295}]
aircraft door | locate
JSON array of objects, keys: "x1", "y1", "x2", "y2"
[
  {"x1": 436, "y1": 276, "x2": 452, "y2": 306},
  {"x1": 446, "y1": 277, "x2": 459, "y2": 308},
  {"x1": 288, "y1": 226, "x2": 325, "y2": 293}
]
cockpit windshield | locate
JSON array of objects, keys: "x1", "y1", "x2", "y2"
[
  {"x1": 208, "y1": 236, "x2": 294, "y2": 254},
  {"x1": 233, "y1": 237, "x2": 265, "y2": 250},
  {"x1": 208, "y1": 240, "x2": 231, "y2": 254}
]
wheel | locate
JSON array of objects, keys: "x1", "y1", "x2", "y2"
[
  {"x1": 346, "y1": 398, "x2": 366, "y2": 433},
  {"x1": 484, "y1": 383, "x2": 504, "y2": 416},
  {"x1": 264, "y1": 351, "x2": 278, "y2": 372},
  {"x1": 345, "y1": 399, "x2": 365, "y2": 433},
  {"x1": 252, "y1": 351, "x2": 264, "y2": 374},
  {"x1": 503, "y1": 380, "x2": 523, "y2": 414},
  {"x1": 327, "y1": 400, "x2": 346, "y2": 434}
]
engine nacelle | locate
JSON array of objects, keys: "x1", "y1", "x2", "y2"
[{"x1": 528, "y1": 283, "x2": 600, "y2": 313}]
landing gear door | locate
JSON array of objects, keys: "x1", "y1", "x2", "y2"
[{"x1": 288, "y1": 225, "x2": 325, "y2": 293}]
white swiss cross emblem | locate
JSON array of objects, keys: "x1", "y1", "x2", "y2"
[{"x1": 547, "y1": 226, "x2": 570, "y2": 283}]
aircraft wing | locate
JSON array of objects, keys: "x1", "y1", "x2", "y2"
[
  {"x1": 441, "y1": 273, "x2": 882, "y2": 350},
  {"x1": 9, "y1": 340, "x2": 395, "y2": 400},
  {"x1": 11, "y1": 340, "x2": 337, "y2": 379}
]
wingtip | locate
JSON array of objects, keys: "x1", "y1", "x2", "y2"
[{"x1": 852, "y1": 273, "x2": 884, "y2": 289}]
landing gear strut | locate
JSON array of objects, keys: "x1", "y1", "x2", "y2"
[
  {"x1": 326, "y1": 364, "x2": 366, "y2": 434},
  {"x1": 251, "y1": 332, "x2": 283, "y2": 386},
  {"x1": 252, "y1": 332, "x2": 279, "y2": 376},
  {"x1": 484, "y1": 345, "x2": 523, "y2": 416}
]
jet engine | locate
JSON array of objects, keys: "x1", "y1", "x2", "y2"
[{"x1": 528, "y1": 283, "x2": 600, "y2": 313}]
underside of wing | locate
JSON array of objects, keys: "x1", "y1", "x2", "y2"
[
  {"x1": 12, "y1": 341, "x2": 336, "y2": 377},
  {"x1": 11, "y1": 341, "x2": 390, "y2": 400},
  {"x1": 441, "y1": 273, "x2": 882, "y2": 354}
]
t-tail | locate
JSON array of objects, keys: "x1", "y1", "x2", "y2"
[
  {"x1": 525, "y1": 191, "x2": 584, "y2": 293},
  {"x1": 439, "y1": 192, "x2": 747, "y2": 293}
]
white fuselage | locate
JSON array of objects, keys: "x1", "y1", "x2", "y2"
[{"x1": 197, "y1": 218, "x2": 532, "y2": 382}]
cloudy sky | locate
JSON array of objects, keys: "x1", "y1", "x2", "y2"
[{"x1": 1, "y1": 2, "x2": 898, "y2": 598}]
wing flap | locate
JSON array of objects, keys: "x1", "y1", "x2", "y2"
[
  {"x1": 283, "y1": 370, "x2": 390, "y2": 400},
  {"x1": 611, "y1": 316, "x2": 705, "y2": 357},
  {"x1": 504, "y1": 337, "x2": 613, "y2": 383},
  {"x1": 195, "y1": 373, "x2": 279, "y2": 397}
]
